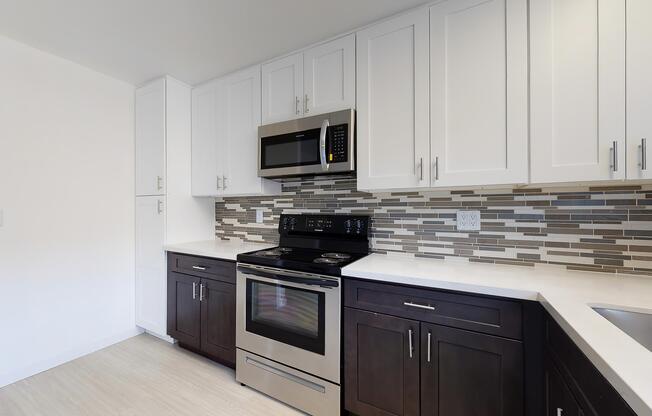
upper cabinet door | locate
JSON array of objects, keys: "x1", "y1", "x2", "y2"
[
  {"x1": 303, "y1": 34, "x2": 356, "y2": 116},
  {"x1": 626, "y1": 0, "x2": 652, "y2": 180},
  {"x1": 356, "y1": 9, "x2": 430, "y2": 191},
  {"x1": 191, "y1": 80, "x2": 224, "y2": 197},
  {"x1": 136, "y1": 79, "x2": 166, "y2": 196},
  {"x1": 430, "y1": 0, "x2": 528, "y2": 187},
  {"x1": 222, "y1": 66, "x2": 266, "y2": 196},
  {"x1": 530, "y1": 0, "x2": 625, "y2": 183},
  {"x1": 262, "y1": 53, "x2": 303, "y2": 124}
]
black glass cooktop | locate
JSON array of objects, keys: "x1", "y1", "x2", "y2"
[{"x1": 237, "y1": 246, "x2": 367, "y2": 276}]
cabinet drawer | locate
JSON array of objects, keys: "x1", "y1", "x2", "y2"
[
  {"x1": 344, "y1": 279, "x2": 522, "y2": 340},
  {"x1": 545, "y1": 316, "x2": 636, "y2": 416},
  {"x1": 168, "y1": 253, "x2": 236, "y2": 284}
]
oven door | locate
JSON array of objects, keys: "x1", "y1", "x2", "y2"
[
  {"x1": 236, "y1": 264, "x2": 341, "y2": 384},
  {"x1": 257, "y1": 109, "x2": 355, "y2": 178}
]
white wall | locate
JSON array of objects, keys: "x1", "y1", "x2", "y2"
[{"x1": 0, "y1": 35, "x2": 139, "y2": 387}]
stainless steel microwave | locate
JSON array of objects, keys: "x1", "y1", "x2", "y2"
[{"x1": 258, "y1": 109, "x2": 355, "y2": 178}]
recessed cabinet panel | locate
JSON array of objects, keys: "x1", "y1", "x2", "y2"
[
  {"x1": 262, "y1": 53, "x2": 303, "y2": 123},
  {"x1": 430, "y1": 0, "x2": 528, "y2": 186},
  {"x1": 167, "y1": 271, "x2": 201, "y2": 349},
  {"x1": 626, "y1": 0, "x2": 652, "y2": 180},
  {"x1": 530, "y1": 0, "x2": 625, "y2": 183},
  {"x1": 135, "y1": 79, "x2": 166, "y2": 196},
  {"x1": 356, "y1": 9, "x2": 430, "y2": 190},
  {"x1": 304, "y1": 34, "x2": 355, "y2": 116},
  {"x1": 201, "y1": 279, "x2": 236, "y2": 366}
]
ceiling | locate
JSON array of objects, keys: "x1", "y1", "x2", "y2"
[{"x1": 0, "y1": 0, "x2": 428, "y2": 86}]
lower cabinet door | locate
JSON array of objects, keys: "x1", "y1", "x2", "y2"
[
  {"x1": 200, "y1": 279, "x2": 236, "y2": 366},
  {"x1": 167, "y1": 272, "x2": 201, "y2": 348},
  {"x1": 344, "y1": 308, "x2": 420, "y2": 416},
  {"x1": 420, "y1": 323, "x2": 524, "y2": 416},
  {"x1": 545, "y1": 356, "x2": 583, "y2": 416}
]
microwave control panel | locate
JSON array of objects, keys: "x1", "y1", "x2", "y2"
[{"x1": 327, "y1": 124, "x2": 348, "y2": 163}]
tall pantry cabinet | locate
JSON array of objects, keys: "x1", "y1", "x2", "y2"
[{"x1": 135, "y1": 77, "x2": 214, "y2": 338}]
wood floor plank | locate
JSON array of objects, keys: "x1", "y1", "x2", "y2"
[{"x1": 0, "y1": 334, "x2": 304, "y2": 416}]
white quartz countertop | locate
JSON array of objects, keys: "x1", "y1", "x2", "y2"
[
  {"x1": 165, "y1": 240, "x2": 276, "y2": 261},
  {"x1": 342, "y1": 254, "x2": 652, "y2": 416}
]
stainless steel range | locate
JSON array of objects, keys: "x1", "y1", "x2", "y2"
[{"x1": 235, "y1": 214, "x2": 370, "y2": 416}]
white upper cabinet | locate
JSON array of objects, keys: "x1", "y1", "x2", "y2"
[
  {"x1": 262, "y1": 35, "x2": 356, "y2": 124},
  {"x1": 192, "y1": 65, "x2": 280, "y2": 197},
  {"x1": 136, "y1": 78, "x2": 166, "y2": 195},
  {"x1": 430, "y1": 0, "x2": 528, "y2": 187},
  {"x1": 191, "y1": 80, "x2": 223, "y2": 197},
  {"x1": 626, "y1": 0, "x2": 652, "y2": 180},
  {"x1": 530, "y1": 0, "x2": 626, "y2": 183},
  {"x1": 356, "y1": 9, "x2": 430, "y2": 190},
  {"x1": 304, "y1": 34, "x2": 356, "y2": 116},
  {"x1": 262, "y1": 53, "x2": 303, "y2": 124}
]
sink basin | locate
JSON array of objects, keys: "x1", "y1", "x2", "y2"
[{"x1": 592, "y1": 307, "x2": 652, "y2": 353}]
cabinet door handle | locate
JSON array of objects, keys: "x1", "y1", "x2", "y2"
[
  {"x1": 199, "y1": 283, "x2": 205, "y2": 302},
  {"x1": 295, "y1": 96, "x2": 301, "y2": 115},
  {"x1": 304, "y1": 94, "x2": 309, "y2": 114},
  {"x1": 556, "y1": 408, "x2": 563, "y2": 416},
  {"x1": 192, "y1": 282, "x2": 197, "y2": 300},
  {"x1": 404, "y1": 301, "x2": 435, "y2": 311},
  {"x1": 427, "y1": 331, "x2": 432, "y2": 363},
  {"x1": 418, "y1": 157, "x2": 423, "y2": 181},
  {"x1": 610, "y1": 141, "x2": 618, "y2": 172},
  {"x1": 408, "y1": 329, "x2": 414, "y2": 359},
  {"x1": 157, "y1": 200, "x2": 163, "y2": 215},
  {"x1": 191, "y1": 265, "x2": 206, "y2": 271},
  {"x1": 156, "y1": 176, "x2": 163, "y2": 191},
  {"x1": 222, "y1": 175, "x2": 227, "y2": 190},
  {"x1": 216, "y1": 176, "x2": 221, "y2": 190},
  {"x1": 434, "y1": 157, "x2": 439, "y2": 181},
  {"x1": 640, "y1": 138, "x2": 647, "y2": 171}
]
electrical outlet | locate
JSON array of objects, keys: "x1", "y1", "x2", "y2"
[
  {"x1": 456, "y1": 210, "x2": 481, "y2": 231},
  {"x1": 255, "y1": 209, "x2": 264, "y2": 224}
]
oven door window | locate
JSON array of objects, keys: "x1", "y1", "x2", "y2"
[
  {"x1": 246, "y1": 279, "x2": 325, "y2": 355},
  {"x1": 260, "y1": 128, "x2": 321, "y2": 170}
]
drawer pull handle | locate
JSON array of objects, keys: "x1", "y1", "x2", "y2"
[
  {"x1": 404, "y1": 301, "x2": 435, "y2": 311},
  {"x1": 192, "y1": 265, "x2": 207, "y2": 271}
]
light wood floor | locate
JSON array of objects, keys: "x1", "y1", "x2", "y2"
[{"x1": 0, "y1": 334, "x2": 304, "y2": 416}]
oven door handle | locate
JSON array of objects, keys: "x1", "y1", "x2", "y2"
[
  {"x1": 238, "y1": 265, "x2": 339, "y2": 288},
  {"x1": 319, "y1": 118, "x2": 330, "y2": 171}
]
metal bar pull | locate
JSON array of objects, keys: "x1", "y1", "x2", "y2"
[
  {"x1": 222, "y1": 175, "x2": 227, "y2": 190},
  {"x1": 199, "y1": 283, "x2": 205, "y2": 302},
  {"x1": 434, "y1": 157, "x2": 439, "y2": 181},
  {"x1": 216, "y1": 176, "x2": 221, "y2": 190},
  {"x1": 157, "y1": 200, "x2": 163, "y2": 215},
  {"x1": 610, "y1": 141, "x2": 618, "y2": 172},
  {"x1": 304, "y1": 94, "x2": 309, "y2": 114},
  {"x1": 192, "y1": 282, "x2": 197, "y2": 300},
  {"x1": 191, "y1": 265, "x2": 206, "y2": 271},
  {"x1": 640, "y1": 138, "x2": 647, "y2": 171},
  {"x1": 404, "y1": 301, "x2": 435, "y2": 311},
  {"x1": 427, "y1": 331, "x2": 432, "y2": 363},
  {"x1": 418, "y1": 157, "x2": 423, "y2": 181},
  {"x1": 156, "y1": 176, "x2": 163, "y2": 191},
  {"x1": 408, "y1": 329, "x2": 414, "y2": 358},
  {"x1": 295, "y1": 96, "x2": 301, "y2": 115},
  {"x1": 556, "y1": 408, "x2": 563, "y2": 416}
]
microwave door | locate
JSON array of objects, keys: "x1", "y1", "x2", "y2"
[{"x1": 259, "y1": 128, "x2": 322, "y2": 175}]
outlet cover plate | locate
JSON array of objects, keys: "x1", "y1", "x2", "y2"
[
  {"x1": 457, "y1": 210, "x2": 481, "y2": 231},
  {"x1": 255, "y1": 209, "x2": 264, "y2": 224}
]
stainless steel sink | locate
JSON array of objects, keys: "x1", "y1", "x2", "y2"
[{"x1": 592, "y1": 307, "x2": 652, "y2": 353}]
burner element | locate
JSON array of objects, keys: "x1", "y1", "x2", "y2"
[
  {"x1": 256, "y1": 247, "x2": 293, "y2": 257},
  {"x1": 321, "y1": 252, "x2": 351, "y2": 260},
  {"x1": 313, "y1": 257, "x2": 344, "y2": 264}
]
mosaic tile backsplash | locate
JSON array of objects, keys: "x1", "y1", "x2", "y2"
[{"x1": 216, "y1": 175, "x2": 652, "y2": 275}]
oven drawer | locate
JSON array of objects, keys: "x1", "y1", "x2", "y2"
[
  {"x1": 236, "y1": 349, "x2": 340, "y2": 416},
  {"x1": 168, "y1": 253, "x2": 235, "y2": 284},
  {"x1": 344, "y1": 279, "x2": 522, "y2": 340}
]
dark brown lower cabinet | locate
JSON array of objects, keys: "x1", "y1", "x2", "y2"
[
  {"x1": 167, "y1": 271, "x2": 201, "y2": 348},
  {"x1": 545, "y1": 356, "x2": 583, "y2": 416},
  {"x1": 420, "y1": 323, "x2": 523, "y2": 416},
  {"x1": 344, "y1": 308, "x2": 420, "y2": 416},
  {"x1": 200, "y1": 279, "x2": 236, "y2": 365},
  {"x1": 167, "y1": 253, "x2": 236, "y2": 368}
]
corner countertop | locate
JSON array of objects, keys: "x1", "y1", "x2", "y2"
[
  {"x1": 165, "y1": 239, "x2": 276, "y2": 261},
  {"x1": 342, "y1": 254, "x2": 652, "y2": 416}
]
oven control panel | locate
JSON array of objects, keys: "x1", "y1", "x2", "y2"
[{"x1": 280, "y1": 214, "x2": 369, "y2": 236}]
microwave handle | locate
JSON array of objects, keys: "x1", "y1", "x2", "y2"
[{"x1": 319, "y1": 119, "x2": 330, "y2": 171}]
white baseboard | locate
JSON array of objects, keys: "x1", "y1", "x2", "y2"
[
  {"x1": 0, "y1": 327, "x2": 143, "y2": 388},
  {"x1": 142, "y1": 328, "x2": 175, "y2": 344}
]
